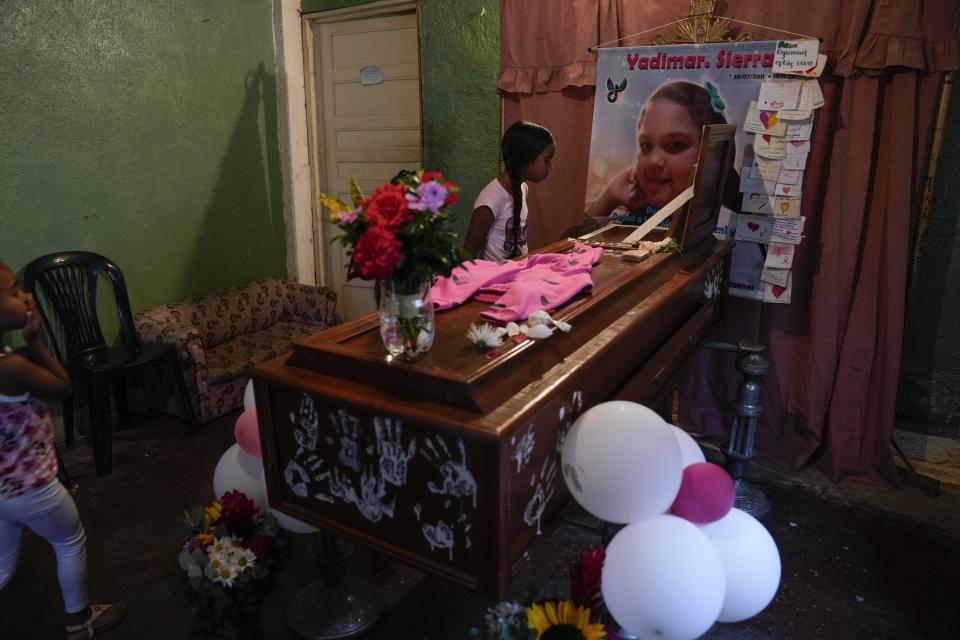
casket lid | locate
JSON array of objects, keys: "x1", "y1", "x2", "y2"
[{"x1": 285, "y1": 236, "x2": 709, "y2": 413}]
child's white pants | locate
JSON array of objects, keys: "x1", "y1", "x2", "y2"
[{"x1": 0, "y1": 478, "x2": 88, "y2": 613}]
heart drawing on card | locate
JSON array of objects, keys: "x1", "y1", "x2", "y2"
[
  {"x1": 781, "y1": 186, "x2": 791, "y2": 194},
  {"x1": 748, "y1": 223, "x2": 760, "y2": 232},
  {"x1": 780, "y1": 202, "x2": 790, "y2": 213},
  {"x1": 762, "y1": 135, "x2": 772, "y2": 143},
  {"x1": 772, "y1": 285, "x2": 786, "y2": 298},
  {"x1": 789, "y1": 140, "x2": 806, "y2": 148},
  {"x1": 759, "y1": 112, "x2": 778, "y2": 129}
]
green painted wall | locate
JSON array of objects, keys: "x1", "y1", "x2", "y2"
[
  {"x1": 0, "y1": 1, "x2": 286, "y2": 328},
  {"x1": 301, "y1": 0, "x2": 502, "y2": 237},
  {"x1": 419, "y1": 1, "x2": 501, "y2": 237},
  {"x1": 899, "y1": 89, "x2": 960, "y2": 437}
]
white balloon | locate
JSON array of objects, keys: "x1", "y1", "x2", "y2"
[
  {"x1": 670, "y1": 425, "x2": 706, "y2": 468},
  {"x1": 243, "y1": 379, "x2": 256, "y2": 411},
  {"x1": 272, "y1": 509, "x2": 319, "y2": 535},
  {"x1": 602, "y1": 515, "x2": 725, "y2": 640},
  {"x1": 700, "y1": 508, "x2": 781, "y2": 622},
  {"x1": 560, "y1": 401, "x2": 683, "y2": 523},
  {"x1": 213, "y1": 443, "x2": 268, "y2": 509}
]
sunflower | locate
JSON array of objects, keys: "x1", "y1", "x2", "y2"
[
  {"x1": 527, "y1": 601, "x2": 606, "y2": 640},
  {"x1": 195, "y1": 500, "x2": 223, "y2": 545}
]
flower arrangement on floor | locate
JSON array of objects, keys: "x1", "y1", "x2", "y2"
[
  {"x1": 468, "y1": 547, "x2": 611, "y2": 640},
  {"x1": 178, "y1": 490, "x2": 281, "y2": 640},
  {"x1": 320, "y1": 170, "x2": 467, "y2": 358}
]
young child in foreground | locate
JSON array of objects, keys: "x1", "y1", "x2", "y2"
[{"x1": 0, "y1": 261, "x2": 126, "y2": 638}]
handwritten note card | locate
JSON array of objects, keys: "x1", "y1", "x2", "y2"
[
  {"x1": 764, "y1": 242, "x2": 796, "y2": 269},
  {"x1": 749, "y1": 158, "x2": 783, "y2": 182},
  {"x1": 763, "y1": 275, "x2": 793, "y2": 304},
  {"x1": 740, "y1": 175, "x2": 775, "y2": 196},
  {"x1": 774, "y1": 183, "x2": 799, "y2": 197},
  {"x1": 777, "y1": 169, "x2": 803, "y2": 185},
  {"x1": 774, "y1": 196, "x2": 802, "y2": 217},
  {"x1": 743, "y1": 101, "x2": 764, "y2": 134},
  {"x1": 800, "y1": 79, "x2": 825, "y2": 109},
  {"x1": 785, "y1": 117, "x2": 814, "y2": 142},
  {"x1": 758, "y1": 80, "x2": 802, "y2": 111},
  {"x1": 743, "y1": 100, "x2": 784, "y2": 136},
  {"x1": 773, "y1": 39, "x2": 820, "y2": 75},
  {"x1": 798, "y1": 54, "x2": 827, "y2": 78},
  {"x1": 761, "y1": 266, "x2": 790, "y2": 287},
  {"x1": 779, "y1": 108, "x2": 812, "y2": 121},
  {"x1": 742, "y1": 192, "x2": 775, "y2": 214},
  {"x1": 755, "y1": 134, "x2": 786, "y2": 159},
  {"x1": 782, "y1": 153, "x2": 808, "y2": 171},
  {"x1": 735, "y1": 214, "x2": 773, "y2": 243},
  {"x1": 786, "y1": 139, "x2": 811, "y2": 154},
  {"x1": 770, "y1": 215, "x2": 805, "y2": 244}
]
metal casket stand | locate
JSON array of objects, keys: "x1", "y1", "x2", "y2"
[{"x1": 287, "y1": 531, "x2": 383, "y2": 639}]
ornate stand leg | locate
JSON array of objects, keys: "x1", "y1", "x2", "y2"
[
  {"x1": 705, "y1": 340, "x2": 771, "y2": 519},
  {"x1": 286, "y1": 531, "x2": 384, "y2": 640}
]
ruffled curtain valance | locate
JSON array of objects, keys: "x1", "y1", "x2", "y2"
[
  {"x1": 842, "y1": 0, "x2": 959, "y2": 74},
  {"x1": 497, "y1": 0, "x2": 959, "y2": 94},
  {"x1": 497, "y1": 0, "x2": 618, "y2": 94}
]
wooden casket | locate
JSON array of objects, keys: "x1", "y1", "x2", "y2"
[{"x1": 251, "y1": 234, "x2": 731, "y2": 597}]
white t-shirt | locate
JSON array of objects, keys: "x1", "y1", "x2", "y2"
[{"x1": 473, "y1": 178, "x2": 528, "y2": 261}]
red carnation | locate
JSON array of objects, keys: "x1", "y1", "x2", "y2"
[
  {"x1": 219, "y1": 490, "x2": 259, "y2": 531},
  {"x1": 352, "y1": 226, "x2": 403, "y2": 279},
  {"x1": 242, "y1": 534, "x2": 274, "y2": 559},
  {"x1": 570, "y1": 546, "x2": 605, "y2": 608},
  {"x1": 443, "y1": 181, "x2": 459, "y2": 208},
  {"x1": 365, "y1": 183, "x2": 411, "y2": 229}
]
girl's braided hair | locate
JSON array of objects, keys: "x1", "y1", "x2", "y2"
[{"x1": 501, "y1": 121, "x2": 554, "y2": 257}]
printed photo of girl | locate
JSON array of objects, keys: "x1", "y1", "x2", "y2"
[{"x1": 585, "y1": 80, "x2": 741, "y2": 225}]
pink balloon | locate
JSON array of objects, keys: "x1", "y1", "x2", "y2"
[
  {"x1": 234, "y1": 408, "x2": 262, "y2": 458},
  {"x1": 670, "y1": 462, "x2": 735, "y2": 524}
]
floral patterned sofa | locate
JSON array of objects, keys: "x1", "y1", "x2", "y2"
[{"x1": 135, "y1": 278, "x2": 337, "y2": 424}]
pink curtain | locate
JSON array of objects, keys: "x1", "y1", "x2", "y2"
[{"x1": 498, "y1": 0, "x2": 959, "y2": 484}]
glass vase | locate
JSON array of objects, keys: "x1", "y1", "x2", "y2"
[{"x1": 378, "y1": 279, "x2": 435, "y2": 359}]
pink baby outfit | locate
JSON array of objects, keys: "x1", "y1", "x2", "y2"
[
  {"x1": 0, "y1": 350, "x2": 58, "y2": 501},
  {"x1": 432, "y1": 243, "x2": 604, "y2": 322}
]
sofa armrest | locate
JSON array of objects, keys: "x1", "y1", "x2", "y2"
[
  {"x1": 279, "y1": 281, "x2": 338, "y2": 328},
  {"x1": 135, "y1": 313, "x2": 208, "y2": 369}
]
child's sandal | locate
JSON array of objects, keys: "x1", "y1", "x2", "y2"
[{"x1": 65, "y1": 603, "x2": 127, "y2": 639}]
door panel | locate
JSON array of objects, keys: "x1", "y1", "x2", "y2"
[{"x1": 314, "y1": 12, "x2": 421, "y2": 321}]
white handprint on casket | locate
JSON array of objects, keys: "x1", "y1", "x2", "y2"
[
  {"x1": 422, "y1": 519, "x2": 455, "y2": 560},
  {"x1": 421, "y1": 512, "x2": 471, "y2": 561},
  {"x1": 375, "y1": 417, "x2": 416, "y2": 487},
  {"x1": 355, "y1": 467, "x2": 396, "y2": 522},
  {"x1": 421, "y1": 435, "x2": 477, "y2": 508},
  {"x1": 284, "y1": 459, "x2": 311, "y2": 497},
  {"x1": 329, "y1": 409, "x2": 361, "y2": 471},
  {"x1": 290, "y1": 394, "x2": 319, "y2": 453},
  {"x1": 511, "y1": 424, "x2": 535, "y2": 473},
  {"x1": 523, "y1": 456, "x2": 558, "y2": 535},
  {"x1": 328, "y1": 466, "x2": 395, "y2": 522},
  {"x1": 328, "y1": 466, "x2": 358, "y2": 505}
]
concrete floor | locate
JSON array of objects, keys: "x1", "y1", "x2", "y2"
[{"x1": 1, "y1": 412, "x2": 958, "y2": 640}]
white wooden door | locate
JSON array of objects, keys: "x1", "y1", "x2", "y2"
[{"x1": 313, "y1": 11, "x2": 422, "y2": 320}]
